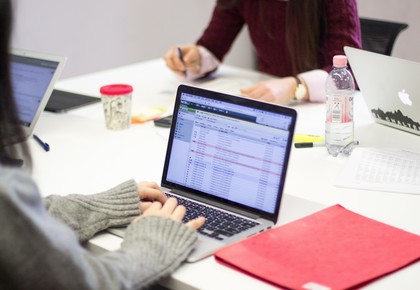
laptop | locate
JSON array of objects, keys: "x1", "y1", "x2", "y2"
[
  {"x1": 109, "y1": 84, "x2": 297, "y2": 262},
  {"x1": 45, "y1": 89, "x2": 100, "y2": 113},
  {"x1": 344, "y1": 46, "x2": 420, "y2": 136},
  {"x1": 10, "y1": 48, "x2": 66, "y2": 142}
]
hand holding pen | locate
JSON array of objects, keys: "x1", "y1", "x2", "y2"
[
  {"x1": 177, "y1": 47, "x2": 188, "y2": 77},
  {"x1": 164, "y1": 45, "x2": 201, "y2": 77}
]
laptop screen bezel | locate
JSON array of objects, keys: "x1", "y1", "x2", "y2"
[{"x1": 161, "y1": 84, "x2": 297, "y2": 223}]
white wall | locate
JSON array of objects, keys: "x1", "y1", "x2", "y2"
[
  {"x1": 357, "y1": 0, "x2": 420, "y2": 62},
  {"x1": 10, "y1": 1, "x2": 419, "y2": 79},
  {"x1": 11, "y1": 0, "x2": 254, "y2": 79}
]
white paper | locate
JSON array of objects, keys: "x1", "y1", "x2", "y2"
[{"x1": 335, "y1": 148, "x2": 420, "y2": 194}]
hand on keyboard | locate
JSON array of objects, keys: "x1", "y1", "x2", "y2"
[
  {"x1": 141, "y1": 197, "x2": 206, "y2": 230},
  {"x1": 167, "y1": 193, "x2": 259, "y2": 240},
  {"x1": 137, "y1": 181, "x2": 168, "y2": 213}
]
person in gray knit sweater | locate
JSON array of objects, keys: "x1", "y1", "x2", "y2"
[{"x1": 0, "y1": 1, "x2": 205, "y2": 289}]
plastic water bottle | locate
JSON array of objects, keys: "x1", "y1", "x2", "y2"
[{"x1": 325, "y1": 55, "x2": 355, "y2": 157}]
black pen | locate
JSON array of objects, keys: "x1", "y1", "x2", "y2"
[
  {"x1": 33, "y1": 134, "x2": 50, "y2": 152},
  {"x1": 294, "y1": 142, "x2": 325, "y2": 148},
  {"x1": 294, "y1": 140, "x2": 360, "y2": 149},
  {"x1": 177, "y1": 47, "x2": 187, "y2": 76}
]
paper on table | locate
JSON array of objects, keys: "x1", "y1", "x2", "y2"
[
  {"x1": 197, "y1": 77, "x2": 256, "y2": 96},
  {"x1": 335, "y1": 147, "x2": 420, "y2": 194}
]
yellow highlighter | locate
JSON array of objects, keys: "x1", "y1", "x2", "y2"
[
  {"x1": 294, "y1": 134, "x2": 324, "y2": 143},
  {"x1": 294, "y1": 134, "x2": 325, "y2": 148}
]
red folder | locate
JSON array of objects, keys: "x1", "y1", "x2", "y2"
[{"x1": 215, "y1": 205, "x2": 420, "y2": 290}]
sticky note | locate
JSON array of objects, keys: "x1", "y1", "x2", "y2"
[{"x1": 131, "y1": 107, "x2": 166, "y2": 124}]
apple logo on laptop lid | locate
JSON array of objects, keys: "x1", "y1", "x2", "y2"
[{"x1": 398, "y1": 89, "x2": 413, "y2": 106}]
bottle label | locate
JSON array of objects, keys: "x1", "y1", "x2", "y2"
[{"x1": 326, "y1": 95, "x2": 353, "y2": 123}]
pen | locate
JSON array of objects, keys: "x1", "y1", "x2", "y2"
[
  {"x1": 294, "y1": 140, "x2": 360, "y2": 149},
  {"x1": 33, "y1": 134, "x2": 50, "y2": 152},
  {"x1": 177, "y1": 47, "x2": 187, "y2": 76},
  {"x1": 294, "y1": 142, "x2": 325, "y2": 148}
]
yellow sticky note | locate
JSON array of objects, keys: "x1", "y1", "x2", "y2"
[
  {"x1": 131, "y1": 107, "x2": 166, "y2": 124},
  {"x1": 294, "y1": 134, "x2": 324, "y2": 143}
]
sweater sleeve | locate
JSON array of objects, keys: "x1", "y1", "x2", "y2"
[
  {"x1": 196, "y1": 4, "x2": 244, "y2": 62},
  {"x1": 185, "y1": 46, "x2": 220, "y2": 81},
  {"x1": 321, "y1": 0, "x2": 362, "y2": 72},
  {"x1": 299, "y1": 69, "x2": 329, "y2": 103},
  {"x1": 0, "y1": 167, "x2": 197, "y2": 290},
  {"x1": 44, "y1": 179, "x2": 140, "y2": 242}
]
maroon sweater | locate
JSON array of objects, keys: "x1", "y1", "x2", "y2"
[{"x1": 196, "y1": 0, "x2": 362, "y2": 77}]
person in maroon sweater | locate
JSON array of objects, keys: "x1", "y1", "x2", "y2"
[{"x1": 164, "y1": 0, "x2": 361, "y2": 105}]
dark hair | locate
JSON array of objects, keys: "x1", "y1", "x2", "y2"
[
  {"x1": 0, "y1": 0, "x2": 32, "y2": 168},
  {"x1": 217, "y1": 0, "x2": 327, "y2": 75},
  {"x1": 286, "y1": 0, "x2": 326, "y2": 75}
]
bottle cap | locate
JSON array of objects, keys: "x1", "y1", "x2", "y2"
[{"x1": 333, "y1": 55, "x2": 348, "y2": 68}]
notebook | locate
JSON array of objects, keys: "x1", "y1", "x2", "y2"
[
  {"x1": 344, "y1": 46, "x2": 420, "y2": 136},
  {"x1": 10, "y1": 48, "x2": 66, "y2": 142},
  {"x1": 109, "y1": 84, "x2": 297, "y2": 262}
]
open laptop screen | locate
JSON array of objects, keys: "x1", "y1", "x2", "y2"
[
  {"x1": 10, "y1": 54, "x2": 59, "y2": 127},
  {"x1": 162, "y1": 85, "x2": 296, "y2": 219},
  {"x1": 8, "y1": 49, "x2": 66, "y2": 141}
]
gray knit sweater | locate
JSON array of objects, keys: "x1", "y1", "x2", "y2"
[{"x1": 0, "y1": 166, "x2": 197, "y2": 290}]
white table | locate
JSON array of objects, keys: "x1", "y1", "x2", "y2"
[{"x1": 31, "y1": 59, "x2": 420, "y2": 290}]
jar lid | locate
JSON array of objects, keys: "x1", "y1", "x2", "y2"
[{"x1": 100, "y1": 84, "x2": 133, "y2": 95}]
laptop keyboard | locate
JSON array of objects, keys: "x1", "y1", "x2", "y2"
[{"x1": 167, "y1": 193, "x2": 259, "y2": 241}]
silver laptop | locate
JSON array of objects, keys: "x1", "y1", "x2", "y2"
[
  {"x1": 10, "y1": 48, "x2": 66, "y2": 142},
  {"x1": 109, "y1": 84, "x2": 297, "y2": 262},
  {"x1": 345, "y1": 46, "x2": 420, "y2": 135}
]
